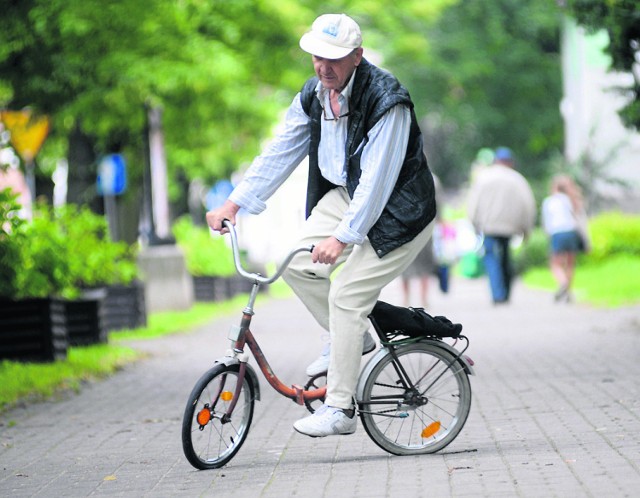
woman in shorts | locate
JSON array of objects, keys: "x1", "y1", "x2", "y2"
[{"x1": 541, "y1": 175, "x2": 588, "y2": 302}]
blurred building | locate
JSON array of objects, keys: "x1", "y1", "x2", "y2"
[{"x1": 561, "y1": 16, "x2": 640, "y2": 213}]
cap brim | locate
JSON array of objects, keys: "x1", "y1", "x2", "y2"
[{"x1": 299, "y1": 33, "x2": 355, "y2": 60}]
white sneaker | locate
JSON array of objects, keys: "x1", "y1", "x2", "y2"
[
  {"x1": 293, "y1": 404, "x2": 357, "y2": 437},
  {"x1": 305, "y1": 331, "x2": 377, "y2": 377}
]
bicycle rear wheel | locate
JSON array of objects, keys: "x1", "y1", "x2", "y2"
[
  {"x1": 359, "y1": 342, "x2": 471, "y2": 455},
  {"x1": 182, "y1": 364, "x2": 255, "y2": 469}
]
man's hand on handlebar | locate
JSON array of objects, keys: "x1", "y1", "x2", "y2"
[
  {"x1": 312, "y1": 236, "x2": 347, "y2": 265},
  {"x1": 206, "y1": 200, "x2": 241, "y2": 234},
  {"x1": 206, "y1": 200, "x2": 344, "y2": 265}
]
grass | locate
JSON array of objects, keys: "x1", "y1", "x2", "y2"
[
  {"x1": 522, "y1": 254, "x2": 640, "y2": 307},
  {"x1": 0, "y1": 344, "x2": 139, "y2": 409},
  {"x1": 111, "y1": 296, "x2": 247, "y2": 341}
]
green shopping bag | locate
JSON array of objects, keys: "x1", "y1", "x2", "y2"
[{"x1": 459, "y1": 251, "x2": 484, "y2": 278}]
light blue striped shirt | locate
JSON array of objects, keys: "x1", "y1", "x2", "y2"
[{"x1": 229, "y1": 72, "x2": 411, "y2": 245}]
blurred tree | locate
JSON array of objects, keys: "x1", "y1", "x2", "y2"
[
  {"x1": 1, "y1": 0, "x2": 571, "y2": 210},
  {"x1": 384, "y1": 0, "x2": 565, "y2": 186},
  {"x1": 297, "y1": 0, "x2": 564, "y2": 186},
  {"x1": 564, "y1": 0, "x2": 640, "y2": 131},
  {"x1": 0, "y1": 0, "x2": 310, "y2": 204}
]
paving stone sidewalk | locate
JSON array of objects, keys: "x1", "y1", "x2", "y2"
[{"x1": 1, "y1": 276, "x2": 639, "y2": 497}]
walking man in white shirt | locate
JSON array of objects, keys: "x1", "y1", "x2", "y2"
[
  {"x1": 467, "y1": 147, "x2": 536, "y2": 304},
  {"x1": 206, "y1": 13, "x2": 437, "y2": 437}
]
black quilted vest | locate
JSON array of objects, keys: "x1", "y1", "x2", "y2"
[{"x1": 300, "y1": 58, "x2": 436, "y2": 257}]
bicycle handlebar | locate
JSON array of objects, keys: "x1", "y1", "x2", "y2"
[{"x1": 223, "y1": 219, "x2": 313, "y2": 285}]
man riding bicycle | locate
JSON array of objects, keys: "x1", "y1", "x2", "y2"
[{"x1": 206, "y1": 13, "x2": 437, "y2": 438}]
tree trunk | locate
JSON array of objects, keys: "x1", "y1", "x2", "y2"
[{"x1": 66, "y1": 122, "x2": 101, "y2": 212}]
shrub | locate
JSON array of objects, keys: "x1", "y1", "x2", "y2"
[
  {"x1": 0, "y1": 192, "x2": 138, "y2": 299},
  {"x1": 513, "y1": 228, "x2": 549, "y2": 274},
  {"x1": 1, "y1": 191, "x2": 72, "y2": 298},
  {"x1": 56, "y1": 204, "x2": 138, "y2": 292},
  {"x1": 514, "y1": 211, "x2": 640, "y2": 274},
  {"x1": 587, "y1": 211, "x2": 640, "y2": 262},
  {"x1": 19, "y1": 204, "x2": 74, "y2": 298},
  {"x1": 173, "y1": 216, "x2": 235, "y2": 277},
  {"x1": 0, "y1": 189, "x2": 31, "y2": 297}
]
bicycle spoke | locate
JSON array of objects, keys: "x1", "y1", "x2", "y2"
[
  {"x1": 359, "y1": 343, "x2": 471, "y2": 455},
  {"x1": 182, "y1": 365, "x2": 255, "y2": 469}
]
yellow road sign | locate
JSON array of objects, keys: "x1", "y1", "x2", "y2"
[{"x1": 0, "y1": 109, "x2": 50, "y2": 162}]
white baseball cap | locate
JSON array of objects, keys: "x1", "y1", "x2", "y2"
[{"x1": 299, "y1": 14, "x2": 362, "y2": 60}]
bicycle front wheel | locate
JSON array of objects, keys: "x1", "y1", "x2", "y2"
[
  {"x1": 359, "y1": 342, "x2": 471, "y2": 456},
  {"x1": 182, "y1": 364, "x2": 255, "y2": 469}
]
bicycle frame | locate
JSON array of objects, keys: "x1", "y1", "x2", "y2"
[
  {"x1": 219, "y1": 221, "x2": 325, "y2": 417},
  {"x1": 184, "y1": 222, "x2": 474, "y2": 469},
  {"x1": 216, "y1": 221, "x2": 473, "y2": 420}
]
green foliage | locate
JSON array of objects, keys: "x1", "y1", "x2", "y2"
[
  {"x1": 522, "y1": 211, "x2": 640, "y2": 305},
  {"x1": 573, "y1": 254, "x2": 640, "y2": 306},
  {"x1": 0, "y1": 344, "x2": 139, "y2": 411},
  {"x1": 2, "y1": 197, "x2": 73, "y2": 299},
  {"x1": 56, "y1": 204, "x2": 138, "y2": 290},
  {"x1": 513, "y1": 228, "x2": 550, "y2": 274},
  {"x1": 172, "y1": 216, "x2": 235, "y2": 277},
  {"x1": 0, "y1": 189, "x2": 28, "y2": 297},
  {"x1": 0, "y1": 0, "x2": 310, "y2": 183},
  {"x1": 1, "y1": 0, "x2": 569, "y2": 194},
  {"x1": 18, "y1": 205, "x2": 74, "y2": 298},
  {"x1": 515, "y1": 211, "x2": 640, "y2": 275},
  {"x1": 0, "y1": 193, "x2": 138, "y2": 299},
  {"x1": 389, "y1": 0, "x2": 564, "y2": 185},
  {"x1": 524, "y1": 254, "x2": 640, "y2": 307},
  {"x1": 587, "y1": 211, "x2": 640, "y2": 261},
  {"x1": 273, "y1": 0, "x2": 564, "y2": 185}
]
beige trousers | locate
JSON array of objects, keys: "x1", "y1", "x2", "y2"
[{"x1": 283, "y1": 187, "x2": 434, "y2": 408}]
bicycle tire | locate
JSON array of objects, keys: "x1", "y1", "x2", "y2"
[
  {"x1": 359, "y1": 341, "x2": 471, "y2": 456},
  {"x1": 182, "y1": 364, "x2": 255, "y2": 469}
]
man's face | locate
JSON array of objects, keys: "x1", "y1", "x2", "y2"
[{"x1": 312, "y1": 48, "x2": 363, "y2": 92}]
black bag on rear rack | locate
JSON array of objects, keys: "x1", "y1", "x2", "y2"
[{"x1": 370, "y1": 301, "x2": 462, "y2": 339}]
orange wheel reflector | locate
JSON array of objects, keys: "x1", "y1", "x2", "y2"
[
  {"x1": 421, "y1": 421, "x2": 441, "y2": 438},
  {"x1": 197, "y1": 408, "x2": 211, "y2": 426},
  {"x1": 220, "y1": 391, "x2": 233, "y2": 402}
]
